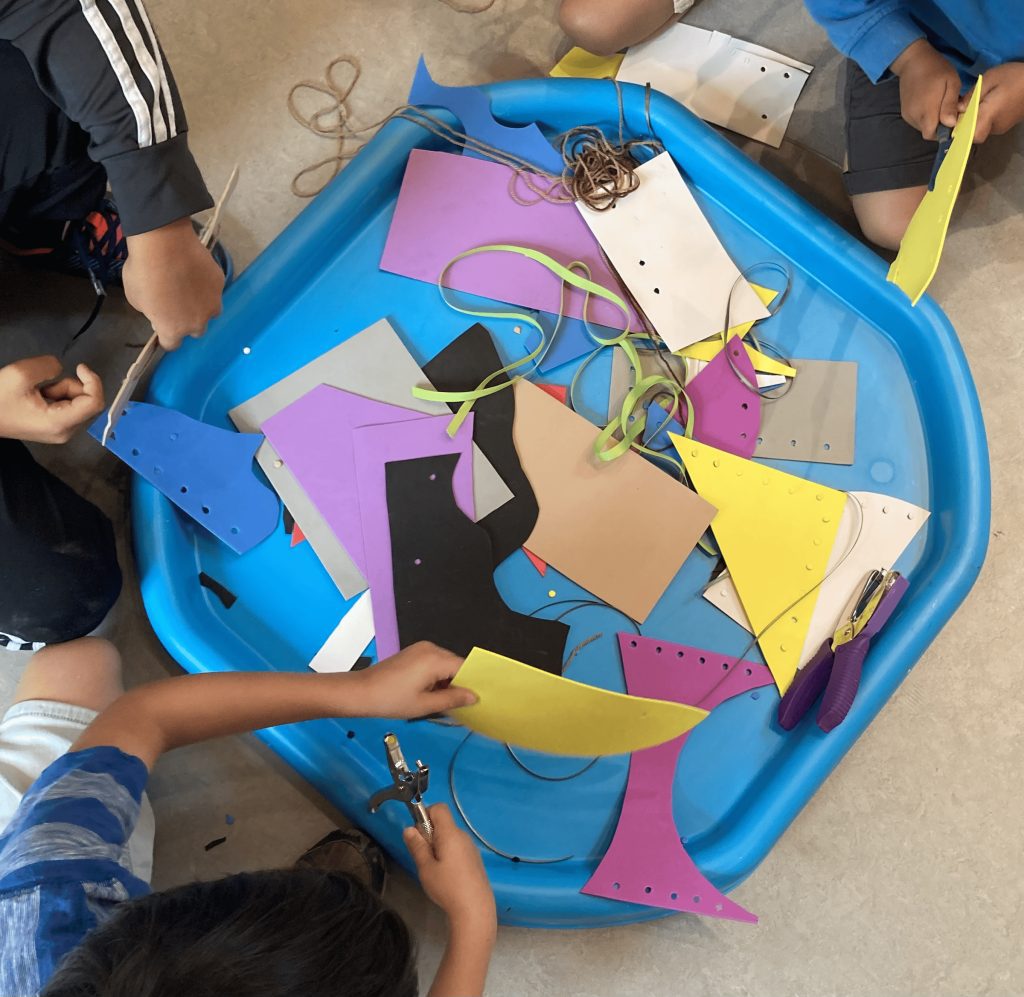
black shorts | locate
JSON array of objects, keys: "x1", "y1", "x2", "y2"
[{"x1": 843, "y1": 59, "x2": 940, "y2": 196}]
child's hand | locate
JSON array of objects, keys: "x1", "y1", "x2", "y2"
[
  {"x1": 891, "y1": 38, "x2": 961, "y2": 139},
  {"x1": 123, "y1": 217, "x2": 224, "y2": 351},
  {"x1": 963, "y1": 62, "x2": 1024, "y2": 143},
  {"x1": 0, "y1": 357, "x2": 105, "y2": 444},
  {"x1": 353, "y1": 642, "x2": 476, "y2": 719},
  {"x1": 404, "y1": 804, "x2": 497, "y2": 930}
]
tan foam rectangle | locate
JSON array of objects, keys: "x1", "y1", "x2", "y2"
[{"x1": 514, "y1": 380, "x2": 715, "y2": 622}]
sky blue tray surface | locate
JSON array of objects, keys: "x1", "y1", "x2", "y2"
[{"x1": 134, "y1": 79, "x2": 989, "y2": 929}]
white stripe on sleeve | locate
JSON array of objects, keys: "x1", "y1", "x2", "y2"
[
  {"x1": 78, "y1": 0, "x2": 152, "y2": 147},
  {"x1": 103, "y1": 0, "x2": 167, "y2": 142},
  {"x1": 127, "y1": 0, "x2": 177, "y2": 138}
]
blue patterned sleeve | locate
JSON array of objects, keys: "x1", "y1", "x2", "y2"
[{"x1": 0, "y1": 747, "x2": 152, "y2": 994}]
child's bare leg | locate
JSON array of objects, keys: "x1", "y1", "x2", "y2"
[
  {"x1": 850, "y1": 185, "x2": 927, "y2": 250},
  {"x1": 558, "y1": 0, "x2": 676, "y2": 56},
  {"x1": 12, "y1": 637, "x2": 124, "y2": 713}
]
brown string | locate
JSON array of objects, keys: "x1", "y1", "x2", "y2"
[
  {"x1": 288, "y1": 60, "x2": 662, "y2": 210},
  {"x1": 555, "y1": 81, "x2": 663, "y2": 211}
]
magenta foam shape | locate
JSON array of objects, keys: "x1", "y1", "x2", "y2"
[
  {"x1": 680, "y1": 341, "x2": 761, "y2": 458},
  {"x1": 580, "y1": 633, "x2": 773, "y2": 922}
]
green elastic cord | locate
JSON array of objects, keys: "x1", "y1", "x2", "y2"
[
  {"x1": 412, "y1": 244, "x2": 633, "y2": 437},
  {"x1": 418, "y1": 244, "x2": 698, "y2": 469}
]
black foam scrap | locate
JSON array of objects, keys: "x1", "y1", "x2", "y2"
[
  {"x1": 422, "y1": 323, "x2": 538, "y2": 565},
  {"x1": 386, "y1": 453, "x2": 567, "y2": 674},
  {"x1": 198, "y1": 571, "x2": 237, "y2": 609}
]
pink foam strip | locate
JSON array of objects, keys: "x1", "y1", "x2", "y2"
[{"x1": 580, "y1": 633, "x2": 773, "y2": 922}]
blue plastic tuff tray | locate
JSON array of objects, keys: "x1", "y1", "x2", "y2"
[{"x1": 135, "y1": 79, "x2": 989, "y2": 929}]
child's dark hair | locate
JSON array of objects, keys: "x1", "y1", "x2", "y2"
[{"x1": 41, "y1": 868, "x2": 417, "y2": 997}]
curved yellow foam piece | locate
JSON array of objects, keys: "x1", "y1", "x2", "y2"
[
  {"x1": 449, "y1": 647, "x2": 708, "y2": 755},
  {"x1": 672, "y1": 436, "x2": 846, "y2": 693},
  {"x1": 550, "y1": 47, "x2": 624, "y2": 80},
  {"x1": 887, "y1": 78, "x2": 982, "y2": 305}
]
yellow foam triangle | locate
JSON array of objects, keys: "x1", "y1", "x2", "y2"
[
  {"x1": 679, "y1": 338, "x2": 797, "y2": 378},
  {"x1": 887, "y1": 77, "x2": 982, "y2": 305},
  {"x1": 671, "y1": 436, "x2": 846, "y2": 693},
  {"x1": 550, "y1": 47, "x2": 624, "y2": 80},
  {"x1": 450, "y1": 647, "x2": 707, "y2": 755},
  {"x1": 675, "y1": 284, "x2": 797, "y2": 377}
]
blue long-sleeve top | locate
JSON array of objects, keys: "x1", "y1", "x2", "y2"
[{"x1": 803, "y1": 0, "x2": 1024, "y2": 82}]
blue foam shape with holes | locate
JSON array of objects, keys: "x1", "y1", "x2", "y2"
[
  {"x1": 89, "y1": 402, "x2": 278, "y2": 555},
  {"x1": 408, "y1": 57, "x2": 563, "y2": 174}
]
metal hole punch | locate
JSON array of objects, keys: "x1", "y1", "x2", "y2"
[{"x1": 367, "y1": 732, "x2": 433, "y2": 843}]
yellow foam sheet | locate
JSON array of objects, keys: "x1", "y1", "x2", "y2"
[
  {"x1": 672, "y1": 436, "x2": 846, "y2": 693},
  {"x1": 449, "y1": 647, "x2": 708, "y2": 756},
  {"x1": 887, "y1": 78, "x2": 982, "y2": 305},
  {"x1": 675, "y1": 284, "x2": 797, "y2": 378},
  {"x1": 550, "y1": 47, "x2": 624, "y2": 79}
]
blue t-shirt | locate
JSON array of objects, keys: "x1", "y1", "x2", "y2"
[
  {"x1": 803, "y1": 0, "x2": 1024, "y2": 83},
  {"x1": 0, "y1": 747, "x2": 150, "y2": 997}
]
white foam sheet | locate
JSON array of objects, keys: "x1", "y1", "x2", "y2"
[
  {"x1": 308, "y1": 591, "x2": 374, "y2": 673},
  {"x1": 577, "y1": 153, "x2": 770, "y2": 351},
  {"x1": 619, "y1": 24, "x2": 812, "y2": 147}
]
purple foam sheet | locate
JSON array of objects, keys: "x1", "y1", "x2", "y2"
[
  {"x1": 680, "y1": 341, "x2": 761, "y2": 459},
  {"x1": 260, "y1": 385, "x2": 438, "y2": 576},
  {"x1": 580, "y1": 633, "x2": 773, "y2": 922},
  {"x1": 408, "y1": 57, "x2": 563, "y2": 174},
  {"x1": 88, "y1": 401, "x2": 278, "y2": 555},
  {"x1": 351, "y1": 414, "x2": 476, "y2": 659},
  {"x1": 379, "y1": 148, "x2": 643, "y2": 341}
]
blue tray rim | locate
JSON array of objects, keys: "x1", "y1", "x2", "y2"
[{"x1": 132, "y1": 78, "x2": 990, "y2": 928}]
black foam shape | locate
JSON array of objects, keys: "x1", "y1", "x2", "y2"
[
  {"x1": 423, "y1": 323, "x2": 538, "y2": 565},
  {"x1": 198, "y1": 571, "x2": 237, "y2": 609},
  {"x1": 386, "y1": 453, "x2": 567, "y2": 675}
]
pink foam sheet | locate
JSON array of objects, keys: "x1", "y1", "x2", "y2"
[
  {"x1": 261, "y1": 385, "x2": 436, "y2": 574},
  {"x1": 580, "y1": 633, "x2": 773, "y2": 922},
  {"x1": 379, "y1": 148, "x2": 642, "y2": 332}
]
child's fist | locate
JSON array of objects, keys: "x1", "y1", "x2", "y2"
[
  {"x1": 891, "y1": 38, "x2": 962, "y2": 140},
  {"x1": 963, "y1": 62, "x2": 1024, "y2": 143},
  {"x1": 404, "y1": 804, "x2": 496, "y2": 931}
]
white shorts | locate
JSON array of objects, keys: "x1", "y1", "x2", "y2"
[{"x1": 0, "y1": 699, "x2": 156, "y2": 883}]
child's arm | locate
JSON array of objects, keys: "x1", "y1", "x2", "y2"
[
  {"x1": 802, "y1": 0, "x2": 926, "y2": 84},
  {"x1": 72, "y1": 641, "x2": 475, "y2": 768},
  {"x1": 404, "y1": 805, "x2": 498, "y2": 997}
]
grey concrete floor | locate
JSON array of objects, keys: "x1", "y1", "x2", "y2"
[{"x1": 2, "y1": 0, "x2": 1023, "y2": 994}]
